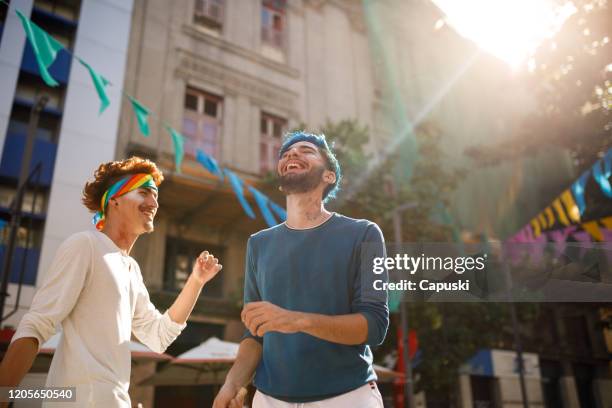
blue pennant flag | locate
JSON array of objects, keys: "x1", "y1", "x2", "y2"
[
  {"x1": 571, "y1": 170, "x2": 591, "y2": 216},
  {"x1": 248, "y1": 186, "x2": 278, "y2": 227},
  {"x1": 592, "y1": 148, "x2": 612, "y2": 198},
  {"x1": 268, "y1": 200, "x2": 287, "y2": 222},
  {"x1": 225, "y1": 169, "x2": 256, "y2": 219},
  {"x1": 196, "y1": 149, "x2": 223, "y2": 180}
]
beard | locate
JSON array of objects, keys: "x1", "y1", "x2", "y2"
[{"x1": 278, "y1": 165, "x2": 326, "y2": 195}]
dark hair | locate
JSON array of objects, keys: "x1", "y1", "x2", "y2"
[
  {"x1": 82, "y1": 156, "x2": 163, "y2": 213},
  {"x1": 279, "y1": 131, "x2": 342, "y2": 202}
]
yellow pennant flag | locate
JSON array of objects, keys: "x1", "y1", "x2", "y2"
[
  {"x1": 560, "y1": 190, "x2": 580, "y2": 223},
  {"x1": 581, "y1": 221, "x2": 603, "y2": 242},
  {"x1": 552, "y1": 199, "x2": 570, "y2": 226}
]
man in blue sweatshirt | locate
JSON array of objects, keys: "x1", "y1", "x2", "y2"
[{"x1": 213, "y1": 131, "x2": 389, "y2": 408}]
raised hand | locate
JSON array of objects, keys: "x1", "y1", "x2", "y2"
[{"x1": 192, "y1": 251, "x2": 222, "y2": 285}]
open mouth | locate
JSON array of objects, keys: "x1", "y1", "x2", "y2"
[
  {"x1": 141, "y1": 209, "x2": 155, "y2": 219},
  {"x1": 283, "y1": 160, "x2": 308, "y2": 174}
]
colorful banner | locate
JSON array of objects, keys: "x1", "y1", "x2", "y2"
[{"x1": 509, "y1": 147, "x2": 612, "y2": 242}]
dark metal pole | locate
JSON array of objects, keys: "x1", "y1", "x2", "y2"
[
  {"x1": 510, "y1": 301, "x2": 529, "y2": 408},
  {"x1": 0, "y1": 95, "x2": 48, "y2": 323},
  {"x1": 393, "y1": 208, "x2": 415, "y2": 408},
  {"x1": 502, "y1": 261, "x2": 529, "y2": 408},
  {"x1": 3, "y1": 163, "x2": 43, "y2": 322}
]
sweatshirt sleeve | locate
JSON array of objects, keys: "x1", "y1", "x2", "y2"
[
  {"x1": 131, "y1": 262, "x2": 186, "y2": 353},
  {"x1": 12, "y1": 233, "x2": 92, "y2": 350},
  {"x1": 351, "y1": 223, "x2": 390, "y2": 346}
]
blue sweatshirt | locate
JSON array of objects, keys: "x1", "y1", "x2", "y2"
[{"x1": 243, "y1": 213, "x2": 389, "y2": 402}]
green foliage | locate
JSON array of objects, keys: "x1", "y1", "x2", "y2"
[{"x1": 315, "y1": 120, "x2": 465, "y2": 243}]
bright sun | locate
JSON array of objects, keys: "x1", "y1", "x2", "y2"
[{"x1": 431, "y1": 0, "x2": 577, "y2": 68}]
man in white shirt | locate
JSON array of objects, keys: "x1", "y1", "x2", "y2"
[{"x1": 0, "y1": 156, "x2": 222, "y2": 407}]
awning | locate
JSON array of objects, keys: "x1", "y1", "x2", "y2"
[
  {"x1": 140, "y1": 337, "x2": 405, "y2": 386},
  {"x1": 139, "y1": 337, "x2": 238, "y2": 386},
  {"x1": 39, "y1": 332, "x2": 172, "y2": 362}
]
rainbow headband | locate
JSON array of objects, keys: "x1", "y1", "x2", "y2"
[{"x1": 93, "y1": 173, "x2": 158, "y2": 230}]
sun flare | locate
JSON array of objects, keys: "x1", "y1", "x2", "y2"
[{"x1": 432, "y1": 0, "x2": 577, "y2": 68}]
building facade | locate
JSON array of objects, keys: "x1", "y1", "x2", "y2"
[{"x1": 1, "y1": 0, "x2": 609, "y2": 407}]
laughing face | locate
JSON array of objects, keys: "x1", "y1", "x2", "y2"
[
  {"x1": 110, "y1": 187, "x2": 159, "y2": 234},
  {"x1": 277, "y1": 141, "x2": 335, "y2": 196}
]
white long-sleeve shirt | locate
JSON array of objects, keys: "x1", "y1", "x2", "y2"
[{"x1": 12, "y1": 230, "x2": 185, "y2": 407}]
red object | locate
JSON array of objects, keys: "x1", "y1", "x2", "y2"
[
  {"x1": 394, "y1": 329, "x2": 418, "y2": 408},
  {"x1": 0, "y1": 328, "x2": 15, "y2": 344}
]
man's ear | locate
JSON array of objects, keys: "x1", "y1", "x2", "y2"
[{"x1": 324, "y1": 170, "x2": 336, "y2": 185}]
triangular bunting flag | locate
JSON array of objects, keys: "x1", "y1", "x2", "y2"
[
  {"x1": 165, "y1": 126, "x2": 185, "y2": 173},
  {"x1": 224, "y1": 169, "x2": 255, "y2": 219},
  {"x1": 592, "y1": 148, "x2": 612, "y2": 198},
  {"x1": 16, "y1": 10, "x2": 64, "y2": 87},
  {"x1": 128, "y1": 96, "x2": 150, "y2": 137},
  {"x1": 196, "y1": 149, "x2": 223, "y2": 180},
  {"x1": 268, "y1": 200, "x2": 287, "y2": 222},
  {"x1": 78, "y1": 58, "x2": 110, "y2": 114},
  {"x1": 248, "y1": 186, "x2": 278, "y2": 227}
]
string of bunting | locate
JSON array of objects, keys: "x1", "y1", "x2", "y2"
[
  {"x1": 509, "y1": 147, "x2": 612, "y2": 243},
  {"x1": 2, "y1": 2, "x2": 286, "y2": 227}
]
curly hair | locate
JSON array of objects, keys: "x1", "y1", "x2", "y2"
[{"x1": 82, "y1": 157, "x2": 164, "y2": 213}]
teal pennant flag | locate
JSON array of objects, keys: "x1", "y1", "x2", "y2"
[
  {"x1": 165, "y1": 126, "x2": 185, "y2": 173},
  {"x1": 16, "y1": 10, "x2": 64, "y2": 87},
  {"x1": 78, "y1": 58, "x2": 110, "y2": 114},
  {"x1": 128, "y1": 96, "x2": 150, "y2": 137}
]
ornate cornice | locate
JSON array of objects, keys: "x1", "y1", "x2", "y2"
[
  {"x1": 175, "y1": 48, "x2": 300, "y2": 117},
  {"x1": 304, "y1": 0, "x2": 366, "y2": 33},
  {"x1": 182, "y1": 24, "x2": 300, "y2": 78}
]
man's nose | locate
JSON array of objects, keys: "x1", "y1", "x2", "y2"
[
  {"x1": 148, "y1": 195, "x2": 159, "y2": 209},
  {"x1": 286, "y1": 147, "x2": 299, "y2": 158}
]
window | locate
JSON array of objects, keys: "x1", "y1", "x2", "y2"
[
  {"x1": 261, "y1": 0, "x2": 286, "y2": 49},
  {"x1": 194, "y1": 0, "x2": 224, "y2": 31},
  {"x1": 259, "y1": 112, "x2": 286, "y2": 174},
  {"x1": 0, "y1": 187, "x2": 47, "y2": 215},
  {"x1": 164, "y1": 237, "x2": 224, "y2": 298},
  {"x1": 0, "y1": 1, "x2": 10, "y2": 27},
  {"x1": 0, "y1": 224, "x2": 44, "y2": 249},
  {"x1": 15, "y1": 79, "x2": 65, "y2": 110},
  {"x1": 182, "y1": 88, "x2": 223, "y2": 159},
  {"x1": 34, "y1": 0, "x2": 81, "y2": 22},
  {"x1": 31, "y1": 0, "x2": 80, "y2": 50},
  {"x1": 8, "y1": 105, "x2": 61, "y2": 144}
]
